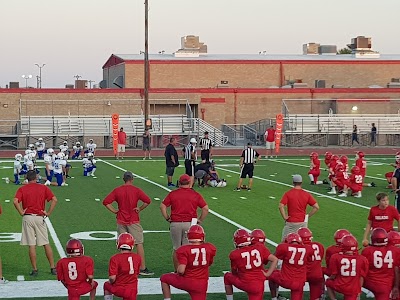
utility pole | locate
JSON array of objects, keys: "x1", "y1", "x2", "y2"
[
  {"x1": 144, "y1": 0, "x2": 151, "y2": 129},
  {"x1": 35, "y1": 63, "x2": 45, "y2": 88}
]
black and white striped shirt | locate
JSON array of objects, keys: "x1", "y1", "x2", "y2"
[
  {"x1": 184, "y1": 144, "x2": 196, "y2": 160},
  {"x1": 200, "y1": 138, "x2": 213, "y2": 150},
  {"x1": 241, "y1": 148, "x2": 259, "y2": 164}
]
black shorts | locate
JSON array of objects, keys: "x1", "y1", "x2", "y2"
[
  {"x1": 185, "y1": 160, "x2": 196, "y2": 176},
  {"x1": 201, "y1": 150, "x2": 210, "y2": 161},
  {"x1": 240, "y1": 163, "x2": 254, "y2": 178},
  {"x1": 143, "y1": 144, "x2": 151, "y2": 151},
  {"x1": 166, "y1": 166, "x2": 175, "y2": 177}
]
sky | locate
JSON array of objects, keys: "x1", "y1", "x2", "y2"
[{"x1": 1, "y1": 0, "x2": 399, "y2": 88}]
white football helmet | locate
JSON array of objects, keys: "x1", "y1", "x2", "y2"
[
  {"x1": 89, "y1": 139, "x2": 93, "y2": 143},
  {"x1": 396, "y1": 155, "x2": 400, "y2": 163},
  {"x1": 25, "y1": 149, "x2": 30, "y2": 155},
  {"x1": 29, "y1": 143, "x2": 35, "y2": 149},
  {"x1": 15, "y1": 154, "x2": 23, "y2": 161},
  {"x1": 76, "y1": 142, "x2": 81, "y2": 146},
  {"x1": 57, "y1": 152, "x2": 65, "y2": 159},
  {"x1": 216, "y1": 181, "x2": 224, "y2": 187},
  {"x1": 47, "y1": 148, "x2": 54, "y2": 155},
  {"x1": 87, "y1": 152, "x2": 94, "y2": 158},
  {"x1": 209, "y1": 180, "x2": 218, "y2": 187},
  {"x1": 38, "y1": 138, "x2": 43, "y2": 142},
  {"x1": 63, "y1": 141, "x2": 68, "y2": 146}
]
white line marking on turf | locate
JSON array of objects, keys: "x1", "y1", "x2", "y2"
[
  {"x1": 216, "y1": 167, "x2": 370, "y2": 211},
  {"x1": 45, "y1": 218, "x2": 66, "y2": 258},
  {"x1": 99, "y1": 159, "x2": 279, "y2": 249}
]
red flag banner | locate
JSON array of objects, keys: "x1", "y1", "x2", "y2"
[
  {"x1": 111, "y1": 114, "x2": 119, "y2": 155},
  {"x1": 275, "y1": 114, "x2": 283, "y2": 154}
]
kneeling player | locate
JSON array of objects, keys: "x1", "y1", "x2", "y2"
[
  {"x1": 160, "y1": 225, "x2": 216, "y2": 300},
  {"x1": 324, "y1": 229, "x2": 351, "y2": 276},
  {"x1": 308, "y1": 152, "x2": 323, "y2": 185},
  {"x1": 224, "y1": 229, "x2": 277, "y2": 300},
  {"x1": 47, "y1": 152, "x2": 68, "y2": 186},
  {"x1": 338, "y1": 166, "x2": 363, "y2": 198},
  {"x1": 72, "y1": 142, "x2": 83, "y2": 159},
  {"x1": 328, "y1": 162, "x2": 347, "y2": 195},
  {"x1": 104, "y1": 233, "x2": 141, "y2": 300},
  {"x1": 56, "y1": 239, "x2": 98, "y2": 300},
  {"x1": 83, "y1": 153, "x2": 96, "y2": 177}
]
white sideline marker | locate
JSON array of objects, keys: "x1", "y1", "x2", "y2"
[
  {"x1": 269, "y1": 196, "x2": 275, "y2": 199},
  {"x1": 226, "y1": 175, "x2": 232, "y2": 177},
  {"x1": 115, "y1": 176, "x2": 120, "y2": 179},
  {"x1": 92, "y1": 176, "x2": 97, "y2": 179},
  {"x1": 65, "y1": 199, "x2": 70, "y2": 202},
  {"x1": 269, "y1": 174, "x2": 275, "y2": 177},
  {"x1": 376, "y1": 173, "x2": 382, "y2": 176},
  {"x1": 94, "y1": 198, "x2": 100, "y2": 202},
  {"x1": 159, "y1": 175, "x2": 164, "y2": 178},
  {"x1": 4, "y1": 200, "x2": 10, "y2": 203},
  {"x1": 211, "y1": 197, "x2": 218, "y2": 200},
  {"x1": 154, "y1": 197, "x2": 160, "y2": 201},
  {"x1": 240, "y1": 197, "x2": 247, "y2": 200}
]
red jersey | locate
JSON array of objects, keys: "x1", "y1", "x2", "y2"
[
  {"x1": 306, "y1": 242, "x2": 324, "y2": 279},
  {"x1": 310, "y1": 158, "x2": 320, "y2": 171},
  {"x1": 368, "y1": 205, "x2": 399, "y2": 232},
  {"x1": 176, "y1": 243, "x2": 217, "y2": 280},
  {"x1": 329, "y1": 160, "x2": 338, "y2": 174},
  {"x1": 103, "y1": 185, "x2": 151, "y2": 225},
  {"x1": 355, "y1": 158, "x2": 367, "y2": 177},
  {"x1": 108, "y1": 252, "x2": 141, "y2": 287},
  {"x1": 117, "y1": 131, "x2": 127, "y2": 145},
  {"x1": 328, "y1": 253, "x2": 369, "y2": 295},
  {"x1": 325, "y1": 245, "x2": 341, "y2": 269},
  {"x1": 162, "y1": 188, "x2": 207, "y2": 222},
  {"x1": 15, "y1": 183, "x2": 55, "y2": 215},
  {"x1": 56, "y1": 256, "x2": 94, "y2": 288},
  {"x1": 264, "y1": 128, "x2": 276, "y2": 142},
  {"x1": 324, "y1": 157, "x2": 330, "y2": 167},
  {"x1": 334, "y1": 170, "x2": 348, "y2": 182},
  {"x1": 361, "y1": 246, "x2": 397, "y2": 287},
  {"x1": 275, "y1": 243, "x2": 313, "y2": 282},
  {"x1": 229, "y1": 244, "x2": 271, "y2": 282},
  {"x1": 280, "y1": 188, "x2": 317, "y2": 223},
  {"x1": 349, "y1": 173, "x2": 363, "y2": 188}
]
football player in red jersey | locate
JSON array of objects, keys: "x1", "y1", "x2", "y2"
[
  {"x1": 338, "y1": 166, "x2": 363, "y2": 198},
  {"x1": 324, "y1": 229, "x2": 351, "y2": 275},
  {"x1": 354, "y1": 151, "x2": 376, "y2": 188},
  {"x1": 308, "y1": 152, "x2": 323, "y2": 185},
  {"x1": 326, "y1": 235, "x2": 369, "y2": 300},
  {"x1": 327, "y1": 155, "x2": 339, "y2": 193},
  {"x1": 104, "y1": 233, "x2": 141, "y2": 300},
  {"x1": 324, "y1": 152, "x2": 333, "y2": 168},
  {"x1": 224, "y1": 229, "x2": 277, "y2": 300},
  {"x1": 385, "y1": 152, "x2": 400, "y2": 188},
  {"x1": 340, "y1": 155, "x2": 349, "y2": 172},
  {"x1": 297, "y1": 228, "x2": 325, "y2": 300},
  {"x1": 160, "y1": 225, "x2": 216, "y2": 300},
  {"x1": 268, "y1": 233, "x2": 313, "y2": 300},
  {"x1": 56, "y1": 239, "x2": 97, "y2": 300},
  {"x1": 361, "y1": 228, "x2": 399, "y2": 300},
  {"x1": 329, "y1": 162, "x2": 347, "y2": 195},
  {"x1": 362, "y1": 192, "x2": 400, "y2": 247}
]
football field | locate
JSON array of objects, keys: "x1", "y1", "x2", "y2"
[{"x1": 0, "y1": 154, "x2": 394, "y2": 299}]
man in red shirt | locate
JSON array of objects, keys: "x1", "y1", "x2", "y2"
[
  {"x1": 279, "y1": 174, "x2": 319, "y2": 240},
  {"x1": 362, "y1": 192, "x2": 400, "y2": 247},
  {"x1": 104, "y1": 233, "x2": 141, "y2": 300},
  {"x1": 326, "y1": 235, "x2": 369, "y2": 300},
  {"x1": 224, "y1": 229, "x2": 278, "y2": 300},
  {"x1": 264, "y1": 125, "x2": 276, "y2": 158},
  {"x1": 13, "y1": 170, "x2": 58, "y2": 276},
  {"x1": 308, "y1": 152, "x2": 323, "y2": 185},
  {"x1": 297, "y1": 227, "x2": 325, "y2": 300},
  {"x1": 56, "y1": 239, "x2": 98, "y2": 300},
  {"x1": 103, "y1": 171, "x2": 153, "y2": 276},
  {"x1": 160, "y1": 225, "x2": 217, "y2": 300},
  {"x1": 268, "y1": 233, "x2": 313, "y2": 300},
  {"x1": 117, "y1": 127, "x2": 127, "y2": 160},
  {"x1": 361, "y1": 228, "x2": 399, "y2": 300},
  {"x1": 160, "y1": 174, "x2": 209, "y2": 270}
]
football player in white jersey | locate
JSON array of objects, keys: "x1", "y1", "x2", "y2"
[
  {"x1": 85, "y1": 139, "x2": 97, "y2": 155},
  {"x1": 59, "y1": 141, "x2": 69, "y2": 157},
  {"x1": 72, "y1": 142, "x2": 83, "y2": 159},
  {"x1": 28, "y1": 144, "x2": 37, "y2": 160},
  {"x1": 46, "y1": 152, "x2": 68, "y2": 186},
  {"x1": 44, "y1": 148, "x2": 55, "y2": 185},
  {"x1": 11, "y1": 154, "x2": 23, "y2": 184},
  {"x1": 35, "y1": 138, "x2": 46, "y2": 159},
  {"x1": 82, "y1": 153, "x2": 97, "y2": 176}
]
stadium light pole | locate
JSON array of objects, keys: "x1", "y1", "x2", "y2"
[
  {"x1": 144, "y1": 0, "x2": 151, "y2": 129},
  {"x1": 21, "y1": 74, "x2": 32, "y2": 88},
  {"x1": 35, "y1": 63, "x2": 45, "y2": 88}
]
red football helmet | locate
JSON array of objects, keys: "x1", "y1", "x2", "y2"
[
  {"x1": 335, "y1": 162, "x2": 344, "y2": 172},
  {"x1": 356, "y1": 151, "x2": 365, "y2": 158},
  {"x1": 340, "y1": 235, "x2": 358, "y2": 254},
  {"x1": 66, "y1": 239, "x2": 84, "y2": 256},
  {"x1": 310, "y1": 152, "x2": 318, "y2": 159},
  {"x1": 233, "y1": 229, "x2": 251, "y2": 247},
  {"x1": 340, "y1": 155, "x2": 348, "y2": 164},
  {"x1": 250, "y1": 229, "x2": 266, "y2": 244},
  {"x1": 117, "y1": 233, "x2": 135, "y2": 250},
  {"x1": 285, "y1": 233, "x2": 303, "y2": 244},
  {"x1": 334, "y1": 229, "x2": 351, "y2": 245},
  {"x1": 187, "y1": 225, "x2": 205, "y2": 242},
  {"x1": 351, "y1": 166, "x2": 361, "y2": 174},
  {"x1": 325, "y1": 151, "x2": 333, "y2": 159},
  {"x1": 388, "y1": 231, "x2": 400, "y2": 247},
  {"x1": 331, "y1": 155, "x2": 339, "y2": 162},
  {"x1": 297, "y1": 227, "x2": 312, "y2": 244},
  {"x1": 371, "y1": 228, "x2": 388, "y2": 246}
]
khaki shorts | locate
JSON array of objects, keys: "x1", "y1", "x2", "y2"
[
  {"x1": 281, "y1": 221, "x2": 307, "y2": 242},
  {"x1": 118, "y1": 144, "x2": 126, "y2": 152},
  {"x1": 20, "y1": 215, "x2": 49, "y2": 246},
  {"x1": 170, "y1": 222, "x2": 191, "y2": 250},
  {"x1": 117, "y1": 223, "x2": 143, "y2": 244},
  {"x1": 266, "y1": 141, "x2": 275, "y2": 149}
]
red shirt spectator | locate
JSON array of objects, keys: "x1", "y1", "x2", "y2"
[
  {"x1": 15, "y1": 183, "x2": 55, "y2": 216},
  {"x1": 264, "y1": 127, "x2": 276, "y2": 142},
  {"x1": 117, "y1": 129, "x2": 127, "y2": 145},
  {"x1": 56, "y1": 256, "x2": 94, "y2": 288}
]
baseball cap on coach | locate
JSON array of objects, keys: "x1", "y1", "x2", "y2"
[
  {"x1": 190, "y1": 138, "x2": 197, "y2": 143},
  {"x1": 123, "y1": 171, "x2": 135, "y2": 180},
  {"x1": 179, "y1": 174, "x2": 191, "y2": 184},
  {"x1": 292, "y1": 174, "x2": 303, "y2": 183}
]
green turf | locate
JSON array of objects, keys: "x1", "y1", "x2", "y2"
[{"x1": 0, "y1": 155, "x2": 395, "y2": 299}]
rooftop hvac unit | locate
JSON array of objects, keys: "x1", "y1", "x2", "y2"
[
  {"x1": 99, "y1": 80, "x2": 107, "y2": 89},
  {"x1": 217, "y1": 80, "x2": 229, "y2": 88},
  {"x1": 315, "y1": 80, "x2": 326, "y2": 88},
  {"x1": 391, "y1": 78, "x2": 400, "y2": 83},
  {"x1": 293, "y1": 83, "x2": 308, "y2": 88},
  {"x1": 65, "y1": 84, "x2": 74, "y2": 89},
  {"x1": 318, "y1": 45, "x2": 337, "y2": 55},
  {"x1": 387, "y1": 82, "x2": 400, "y2": 88},
  {"x1": 9, "y1": 82, "x2": 19, "y2": 88}
]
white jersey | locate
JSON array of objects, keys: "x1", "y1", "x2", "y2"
[
  {"x1": 44, "y1": 154, "x2": 55, "y2": 171},
  {"x1": 14, "y1": 160, "x2": 22, "y2": 174},
  {"x1": 26, "y1": 159, "x2": 34, "y2": 171},
  {"x1": 73, "y1": 145, "x2": 83, "y2": 151},
  {"x1": 59, "y1": 145, "x2": 69, "y2": 152},
  {"x1": 53, "y1": 159, "x2": 67, "y2": 174},
  {"x1": 35, "y1": 142, "x2": 45, "y2": 151},
  {"x1": 86, "y1": 143, "x2": 97, "y2": 153},
  {"x1": 82, "y1": 158, "x2": 96, "y2": 168}
]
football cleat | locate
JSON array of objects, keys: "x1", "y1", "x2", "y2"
[
  {"x1": 370, "y1": 182, "x2": 376, "y2": 187},
  {"x1": 338, "y1": 192, "x2": 347, "y2": 197}
]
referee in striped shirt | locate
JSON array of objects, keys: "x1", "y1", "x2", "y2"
[
  {"x1": 236, "y1": 143, "x2": 260, "y2": 192},
  {"x1": 183, "y1": 137, "x2": 197, "y2": 188},
  {"x1": 199, "y1": 132, "x2": 213, "y2": 162}
]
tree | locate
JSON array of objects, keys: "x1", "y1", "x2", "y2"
[{"x1": 337, "y1": 48, "x2": 352, "y2": 54}]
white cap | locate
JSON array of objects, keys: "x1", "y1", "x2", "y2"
[
  {"x1": 292, "y1": 174, "x2": 303, "y2": 183},
  {"x1": 190, "y1": 138, "x2": 197, "y2": 143}
]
